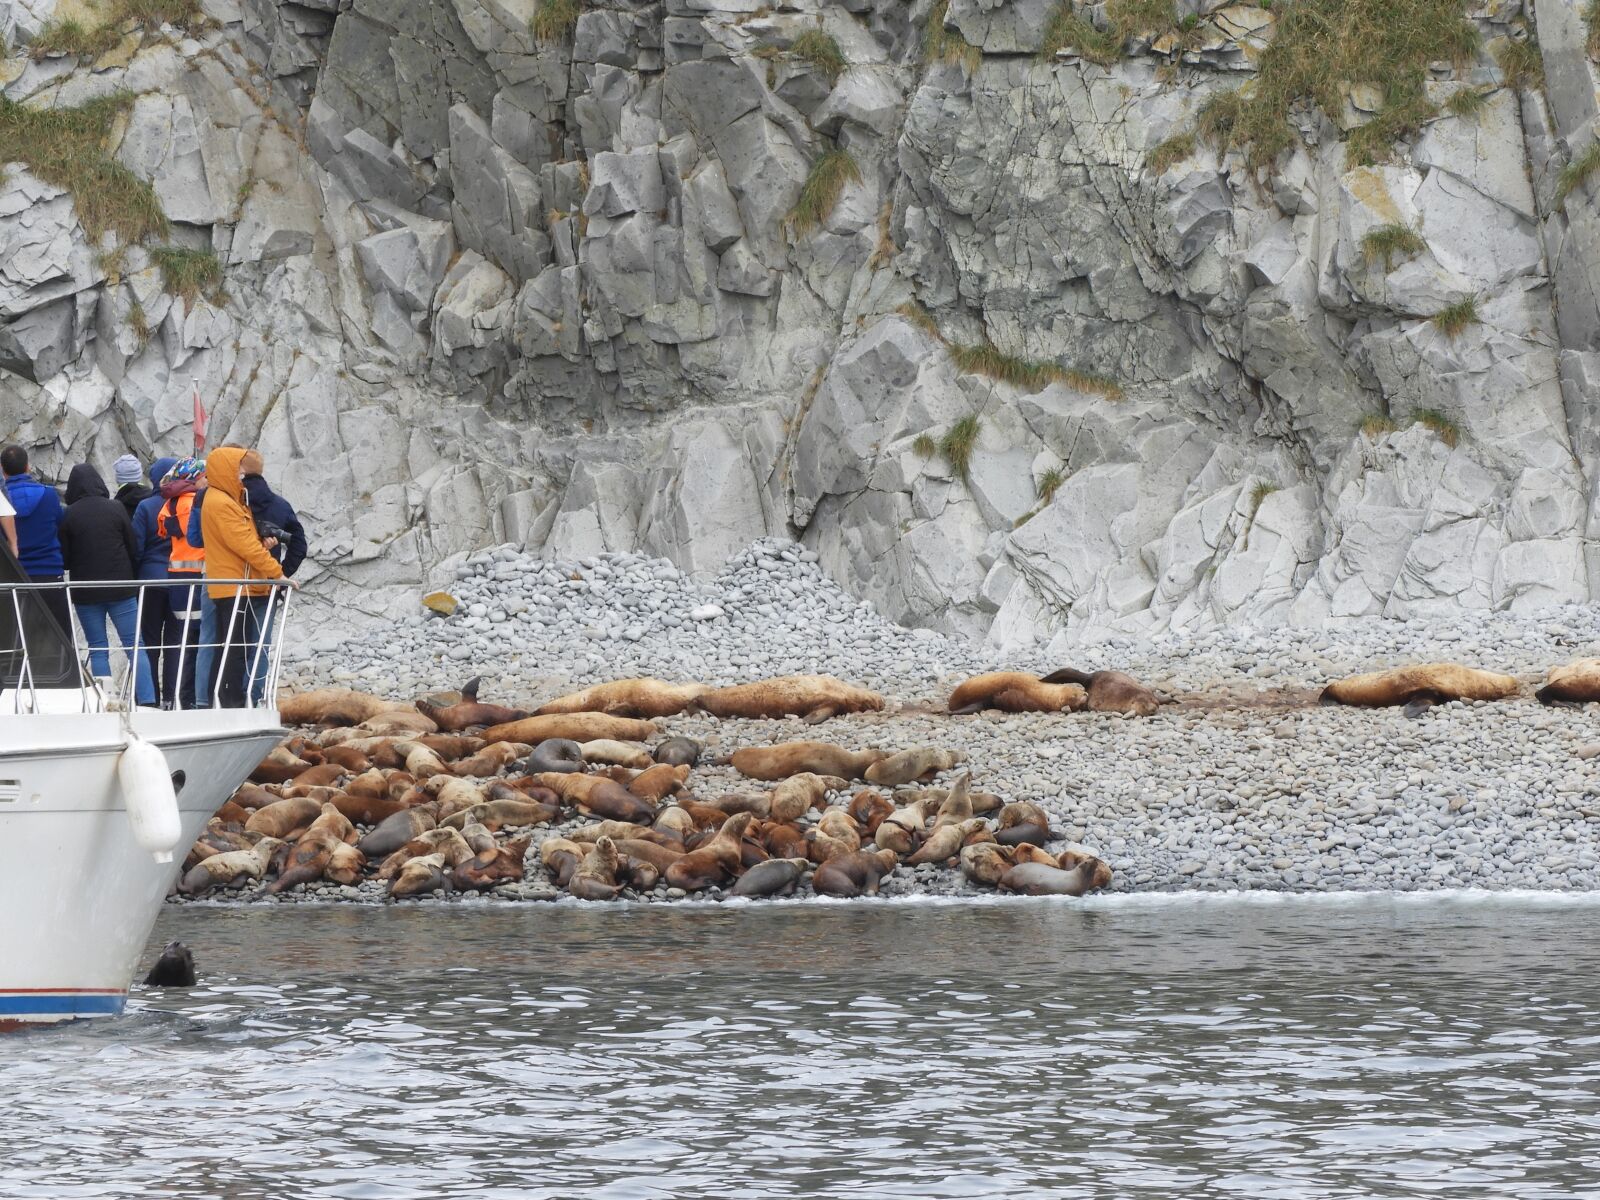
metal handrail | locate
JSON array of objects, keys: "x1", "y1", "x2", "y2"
[{"x1": 0, "y1": 578, "x2": 295, "y2": 716}]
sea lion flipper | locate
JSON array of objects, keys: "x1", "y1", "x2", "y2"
[
  {"x1": 948, "y1": 702, "x2": 985, "y2": 715},
  {"x1": 802, "y1": 705, "x2": 839, "y2": 725},
  {"x1": 1401, "y1": 691, "x2": 1442, "y2": 719},
  {"x1": 1040, "y1": 668, "x2": 1093, "y2": 686},
  {"x1": 461, "y1": 676, "x2": 482, "y2": 702}
]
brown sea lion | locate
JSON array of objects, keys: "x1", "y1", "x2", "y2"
[
  {"x1": 653, "y1": 736, "x2": 702, "y2": 767},
  {"x1": 266, "y1": 805, "x2": 363, "y2": 894},
  {"x1": 452, "y1": 835, "x2": 533, "y2": 891},
  {"x1": 319, "y1": 745, "x2": 372, "y2": 773},
  {"x1": 932, "y1": 773, "x2": 974, "y2": 827},
  {"x1": 483, "y1": 713, "x2": 662, "y2": 744},
  {"x1": 282, "y1": 762, "x2": 347, "y2": 791},
  {"x1": 846, "y1": 791, "x2": 893, "y2": 836},
  {"x1": 250, "y1": 746, "x2": 313, "y2": 785},
  {"x1": 390, "y1": 853, "x2": 451, "y2": 898},
  {"x1": 569, "y1": 836, "x2": 623, "y2": 900},
  {"x1": 758, "y1": 820, "x2": 810, "y2": 860},
  {"x1": 344, "y1": 769, "x2": 391, "y2": 801},
  {"x1": 864, "y1": 747, "x2": 967, "y2": 787},
  {"x1": 959, "y1": 842, "x2": 1016, "y2": 887},
  {"x1": 1057, "y1": 848, "x2": 1114, "y2": 891},
  {"x1": 440, "y1": 798, "x2": 559, "y2": 832},
  {"x1": 184, "y1": 826, "x2": 255, "y2": 870},
  {"x1": 1320, "y1": 663, "x2": 1520, "y2": 714},
  {"x1": 571, "y1": 820, "x2": 666, "y2": 845},
  {"x1": 377, "y1": 829, "x2": 474, "y2": 881},
  {"x1": 906, "y1": 818, "x2": 988, "y2": 866},
  {"x1": 613, "y1": 839, "x2": 685, "y2": 872},
  {"x1": 628, "y1": 764, "x2": 690, "y2": 803},
  {"x1": 617, "y1": 853, "x2": 661, "y2": 891},
  {"x1": 947, "y1": 672, "x2": 1087, "y2": 715},
  {"x1": 995, "y1": 800, "x2": 1051, "y2": 847},
  {"x1": 357, "y1": 806, "x2": 439, "y2": 858},
  {"x1": 769, "y1": 773, "x2": 847, "y2": 823},
  {"x1": 1040, "y1": 668, "x2": 1160, "y2": 716},
  {"x1": 999, "y1": 859, "x2": 1108, "y2": 897},
  {"x1": 540, "y1": 837, "x2": 585, "y2": 886},
  {"x1": 698, "y1": 792, "x2": 771, "y2": 819},
  {"x1": 327, "y1": 792, "x2": 407, "y2": 827},
  {"x1": 245, "y1": 796, "x2": 323, "y2": 840},
  {"x1": 536, "y1": 678, "x2": 708, "y2": 719},
  {"x1": 693, "y1": 675, "x2": 885, "y2": 724},
  {"x1": 212, "y1": 799, "x2": 249, "y2": 826},
  {"x1": 178, "y1": 837, "x2": 285, "y2": 895},
  {"x1": 415, "y1": 677, "x2": 531, "y2": 732},
  {"x1": 813, "y1": 848, "x2": 898, "y2": 897},
  {"x1": 533, "y1": 772, "x2": 656, "y2": 823},
  {"x1": 665, "y1": 812, "x2": 755, "y2": 891},
  {"x1": 728, "y1": 742, "x2": 887, "y2": 782},
  {"x1": 401, "y1": 742, "x2": 452, "y2": 781},
  {"x1": 278, "y1": 688, "x2": 410, "y2": 727},
  {"x1": 731, "y1": 857, "x2": 810, "y2": 898},
  {"x1": 807, "y1": 808, "x2": 862, "y2": 864},
  {"x1": 874, "y1": 796, "x2": 936, "y2": 854},
  {"x1": 230, "y1": 783, "x2": 281, "y2": 811},
  {"x1": 353, "y1": 710, "x2": 439, "y2": 737},
  {"x1": 451, "y1": 742, "x2": 524, "y2": 778},
  {"x1": 652, "y1": 805, "x2": 699, "y2": 842},
  {"x1": 416, "y1": 734, "x2": 487, "y2": 760},
  {"x1": 1537, "y1": 659, "x2": 1600, "y2": 705},
  {"x1": 579, "y1": 739, "x2": 653, "y2": 769}
]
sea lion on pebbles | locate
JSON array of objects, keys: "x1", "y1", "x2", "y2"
[
  {"x1": 807, "y1": 809, "x2": 862, "y2": 863},
  {"x1": 665, "y1": 812, "x2": 755, "y2": 891},
  {"x1": 652, "y1": 805, "x2": 698, "y2": 842},
  {"x1": 353, "y1": 711, "x2": 439, "y2": 737},
  {"x1": 440, "y1": 797, "x2": 559, "y2": 832},
  {"x1": 1537, "y1": 659, "x2": 1600, "y2": 704},
  {"x1": 731, "y1": 857, "x2": 809, "y2": 899},
  {"x1": 278, "y1": 688, "x2": 410, "y2": 727},
  {"x1": 378, "y1": 830, "x2": 474, "y2": 881},
  {"x1": 1057, "y1": 849, "x2": 1114, "y2": 891},
  {"x1": 569, "y1": 836, "x2": 624, "y2": 900},
  {"x1": 414, "y1": 678, "x2": 530, "y2": 732},
  {"x1": 245, "y1": 796, "x2": 323, "y2": 841},
  {"x1": 267, "y1": 805, "x2": 363, "y2": 894},
  {"x1": 865, "y1": 747, "x2": 967, "y2": 787},
  {"x1": 357, "y1": 807, "x2": 438, "y2": 858},
  {"x1": 906, "y1": 819, "x2": 988, "y2": 866},
  {"x1": 416, "y1": 734, "x2": 486, "y2": 760},
  {"x1": 541, "y1": 838, "x2": 585, "y2": 886},
  {"x1": 1039, "y1": 668, "x2": 1160, "y2": 716},
  {"x1": 318, "y1": 745, "x2": 371, "y2": 773},
  {"x1": 874, "y1": 796, "x2": 936, "y2": 855},
  {"x1": 534, "y1": 773, "x2": 656, "y2": 823},
  {"x1": 728, "y1": 742, "x2": 886, "y2": 782},
  {"x1": 400, "y1": 742, "x2": 452, "y2": 781},
  {"x1": 525, "y1": 739, "x2": 585, "y2": 774},
  {"x1": 694, "y1": 675, "x2": 885, "y2": 724},
  {"x1": 947, "y1": 672, "x2": 1087, "y2": 715},
  {"x1": 484, "y1": 713, "x2": 661, "y2": 745},
  {"x1": 230, "y1": 783, "x2": 281, "y2": 811},
  {"x1": 1320, "y1": 663, "x2": 1519, "y2": 713},
  {"x1": 251, "y1": 746, "x2": 313, "y2": 785},
  {"x1": 769, "y1": 773, "x2": 847, "y2": 823},
  {"x1": 452, "y1": 835, "x2": 532, "y2": 891},
  {"x1": 613, "y1": 839, "x2": 685, "y2": 872},
  {"x1": 179, "y1": 837, "x2": 285, "y2": 895},
  {"x1": 390, "y1": 853, "x2": 451, "y2": 899},
  {"x1": 328, "y1": 790, "x2": 409, "y2": 827},
  {"x1": 653, "y1": 737, "x2": 702, "y2": 768},
  {"x1": 959, "y1": 843, "x2": 1016, "y2": 887},
  {"x1": 628, "y1": 764, "x2": 690, "y2": 803},
  {"x1": 451, "y1": 742, "x2": 524, "y2": 778},
  {"x1": 813, "y1": 848, "x2": 898, "y2": 898},
  {"x1": 536, "y1": 678, "x2": 708, "y2": 719},
  {"x1": 995, "y1": 801, "x2": 1052, "y2": 847},
  {"x1": 580, "y1": 739, "x2": 653, "y2": 769},
  {"x1": 932, "y1": 773, "x2": 974, "y2": 827},
  {"x1": 999, "y1": 859, "x2": 1108, "y2": 897}
]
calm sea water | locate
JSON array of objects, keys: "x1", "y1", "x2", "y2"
[{"x1": 5, "y1": 894, "x2": 1600, "y2": 1199}]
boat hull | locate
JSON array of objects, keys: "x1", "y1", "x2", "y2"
[{"x1": 0, "y1": 709, "x2": 283, "y2": 1025}]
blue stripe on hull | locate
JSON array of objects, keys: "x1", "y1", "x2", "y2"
[{"x1": 0, "y1": 993, "x2": 126, "y2": 1017}]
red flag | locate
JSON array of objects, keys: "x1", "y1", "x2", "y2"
[{"x1": 192, "y1": 377, "x2": 207, "y2": 456}]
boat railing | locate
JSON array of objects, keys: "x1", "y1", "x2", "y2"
[{"x1": 0, "y1": 577, "x2": 295, "y2": 716}]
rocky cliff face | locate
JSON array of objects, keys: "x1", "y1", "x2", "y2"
[{"x1": 2, "y1": 0, "x2": 1597, "y2": 650}]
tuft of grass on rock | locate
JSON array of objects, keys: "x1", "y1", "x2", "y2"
[
  {"x1": 924, "y1": 0, "x2": 982, "y2": 73},
  {"x1": 128, "y1": 299, "x2": 150, "y2": 345},
  {"x1": 938, "y1": 415, "x2": 981, "y2": 481},
  {"x1": 31, "y1": 0, "x2": 206, "y2": 58},
  {"x1": 1040, "y1": 0, "x2": 1178, "y2": 65},
  {"x1": 1147, "y1": 131, "x2": 1195, "y2": 175},
  {"x1": 1556, "y1": 141, "x2": 1600, "y2": 207},
  {"x1": 1446, "y1": 88, "x2": 1489, "y2": 118},
  {"x1": 1250, "y1": 480, "x2": 1280, "y2": 507},
  {"x1": 787, "y1": 148, "x2": 860, "y2": 237},
  {"x1": 1036, "y1": 466, "x2": 1067, "y2": 503},
  {"x1": 0, "y1": 94, "x2": 168, "y2": 244},
  {"x1": 151, "y1": 245, "x2": 224, "y2": 307},
  {"x1": 896, "y1": 300, "x2": 942, "y2": 340},
  {"x1": 912, "y1": 433, "x2": 937, "y2": 458},
  {"x1": 790, "y1": 29, "x2": 847, "y2": 85},
  {"x1": 1431, "y1": 295, "x2": 1479, "y2": 338},
  {"x1": 29, "y1": 18, "x2": 119, "y2": 59},
  {"x1": 532, "y1": 0, "x2": 580, "y2": 43},
  {"x1": 1413, "y1": 408, "x2": 1461, "y2": 448},
  {"x1": 950, "y1": 340, "x2": 1121, "y2": 398},
  {"x1": 1360, "y1": 222, "x2": 1426, "y2": 271},
  {"x1": 1497, "y1": 35, "x2": 1543, "y2": 90},
  {"x1": 1359, "y1": 414, "x2": 1398, "y2": 438},
  {"x1": 1588, "y1": 1, "x2": 1600, "y2": 61}
]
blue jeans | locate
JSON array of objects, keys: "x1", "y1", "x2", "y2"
[
  {"x1": 249, "y1": 592, "x2": 280, "y2": 705},
  {"x1": 75, "y1": 597, "x2": 156, "y2": 705},
  {"x1": 193, "y1": 591, "x2": 217, "y2": 708}
]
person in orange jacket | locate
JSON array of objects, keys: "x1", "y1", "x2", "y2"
[{"x1": 199, "y1": 446, "x2": 298, "y2": 708}]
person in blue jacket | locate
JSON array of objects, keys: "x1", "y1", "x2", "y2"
[
  {"x1": 185, "y1": 483, "x2": 218, "y2": 706},
  {"x1": 130, "y1": 456, "x2": 178, "y2": 705},
  {"x1": 239, "y1": 450, "x2": 306, "y2": 702},
  {"x1": 1, "y1": 444, "x2": 69, "y2": 635}
]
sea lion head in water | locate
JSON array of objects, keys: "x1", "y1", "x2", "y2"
[
  {"x1": 653, "y1": 736, "x2": 702, "y2": 768},
  {"x1": 143, "y1": 941, "x2": 196, "y2": 987},
  {"x1": 1040, "y1": 668, "x2": 1160, "y2": 717},
  {"x1": 415, "y1": 678, "x2": 531, "y2": 732},
  {"x1": 947, "y1": 672, "x2": 1086, "y2": 715},
  {"x1": 1320, "y1": 663, "x2": 1519, "y2": 716}
]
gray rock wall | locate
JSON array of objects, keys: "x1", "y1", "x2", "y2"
[{"x1": 1, "y1": 0, "x2": 1597, "y2": 646}]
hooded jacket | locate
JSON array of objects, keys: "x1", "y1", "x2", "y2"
[
  {"x1": 131, "y1": 456, "x2": 180, "y2": 578},
  {"x1": 242, "y1": 474, "x2": 307, "y2": 577},
  {"x1": 199, "y1": 447, "x2": 284, "y2": 600},
  {"x1": 116, "y1": 480, "x2": 154, "y2": 518},
  {"x1": 2, "y1": 470, "x2": 64, "y2": 576},
  {"x1": 56, "y1": 464, "x2": 140, "y2": 604}
]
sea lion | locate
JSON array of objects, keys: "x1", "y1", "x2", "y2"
[
  {"x1": 452, "y1": 835, "x2": 533, "y2": 891},
  {"x1": 874, "y1": 796, "x2": 936, "y2": 855},
  {"x1": 344, "y1": 769, "x2": 392, "y2": 800},
  {"x1": 416, "y1": 734, "x2": 486, "y2": 760},
  {"x1": 278, "y1": 688, "x2": 410, "y2": 727},
  {"x1": 846, "y1": 791, "x2": 893, "y2": 836},
  {"x1": 525, "y1": 738, "x2": 586, "y2": 774},
  {"x1": 277, "y1": 762, "x2": 347, "y2": 791},
  {"x1": 613, "y1": 839, "x2": 685, "y2": 872},
  {"x1": 769, "y1": 773, "x2": 847, "y2": 823},
  {"x1": 1011, "y1": 843, "x2": 1060, "y2": 866},
  {"x1": 451, "y1": 742, "x2": 524, "y2": 778},
  {"x1": 415, "y1": 678, "x2": 531, "y2": 732},
  {"x1": 230, "y1": 783, "x2": 281, "y2": 811},
  {"x1": 653, "y1": 805, "x2": 698, "y2": 842},
  {"x1": 730, "y1": 857, "x2": 809, "y2": 898},
  {"x1": 807, "y1": 808, "x2": 861, "y2": 863},
  {"x1": 1320, "y1": 663, "x2": 1520, "y2": 712},
  {"x1": 959, "y1": 842, "x2": 1016, "y2": 887},
  {"x1": 390, "y1": 853, "x2": 450, "y2": 898},
  {"x1": 267, "y1": 806, "x2": 365, "y2": 893},
  {"x1": 179, "y1": 837, "x2": 285, "y2": 895},
  {"x1": 665, "y1": 812, "x2": 755, "y2": 891},
  {"x1": 569, "y1": 836, "x2": 623, "y2": 900},
  {"x1": 483, "y1": 714, "x2": 662, "y2": 745},
  {"x1": 865, "y1": 747, "x2": 967, "y2": 787},
  {"x1": 212, "y1": 799, "x2": 249, "y2": 826},
  {"x1": 143, "y1": 942, "x2": 197, "y2": 987},
  {"x1": 535, "y1": 678, "x2": 708, "y2": 719},
  {"x1": 999, "y1": 859, "x2": 1108, "y2": 897},
  {"x1": 628, "y1": 764, "x2": 690, "y2": 803},
  {"x1": 653, "y1": 736, "x2": 702, "y2": 767},
  {"x1": 245, "y1": 796, "x2": 323, "y2": 840},
  {"x1": 540, "y1": 837, "x2": 585, "y2": 886},
  {"x1": 906, "y1": 818, "x2": 988, "y2": 866},
  {"x1": 185, "y1": 826, "x2": 257, "y2": 869},
  {"x1": 995, "y1": 801, "x2": 1051, "y2": 847},
  {"x1": 327, "y1": 793, "x2": 407, "y2": 826},
  {"x1": 401, "y1": 742, "x2": 452, "y2": 781},
  {"x1": 932, "y1": 773, "x2": 974, "y2": 827},
  {"x1": 1057, "y1": 848, "x2": 1114, "y2": 891},
  {"x1": 947, "y1": 672, "x2": 1087, "y2": 715},
  {"x1": 440, "y1": 798, "x2": 559, "y2": 832},
  {"x1": 533, "y1": 772, "x2": 656, "y2": 823},
  {"x1": 757, "y1": 820, "x2": 810, "y2": 860},
  {"x1": 319, "y1": 745, "x2": 372, "y2": 773},
  {"x1": 571, "y1": 820, "x2": 662, "y2": 844},
  {"x1": 353, "y1": 710, "x2": 439, "y2": 737},
  {"x1": 580, "y1": 739, "x2": 653, "y2": 769},
  {"x1": 616, "y1": 853, "x2": 661, "y2": 891},
  {"x1": 693, "y1": 675, "x2": 885, "y2": 724},
  {"x1": 250, "y1": 746, "x2": 313, "y2": 785},
  {"x1": 1040, "y1": 668, "x2": 1160, "y2": 716},
  {"x1": 698, "y1": 792, "x2": 771, "y2": 818},
  {"x1": 1537, "y1": 659, "x2": 1600, "y2": 704},
  {"x1": 728, "y1": 742, "x2": 886, "y2": 782},
  {"x1": 358, "y1": 807, "x2": 439, "y2": 858},
  {"x1": 377, "y1": 829, "x2": 474, "y2": 880},
  {"x1": 813, "y1": 848, "x2": 898, "y2": 897}
]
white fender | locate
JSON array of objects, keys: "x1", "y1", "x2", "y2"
[{"x1": 118, "y1": 734, "x2": 182, "y2": 864}]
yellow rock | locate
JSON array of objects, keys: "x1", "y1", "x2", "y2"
[{"x1": 422, "y1": 591, "x2": 458, "y2": 616}]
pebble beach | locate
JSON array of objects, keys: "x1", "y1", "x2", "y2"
[{"x1": 213, "y1": 538, "x2": 1600, "y2": 904}]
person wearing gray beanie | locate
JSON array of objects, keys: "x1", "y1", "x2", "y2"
[{"x1": 113, "y1": 453, "x2": 153, "y2": 519}]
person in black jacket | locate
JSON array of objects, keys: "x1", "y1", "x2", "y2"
[{"x1": 57, "y1": 463, "x2": 157, "y2": 705}]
